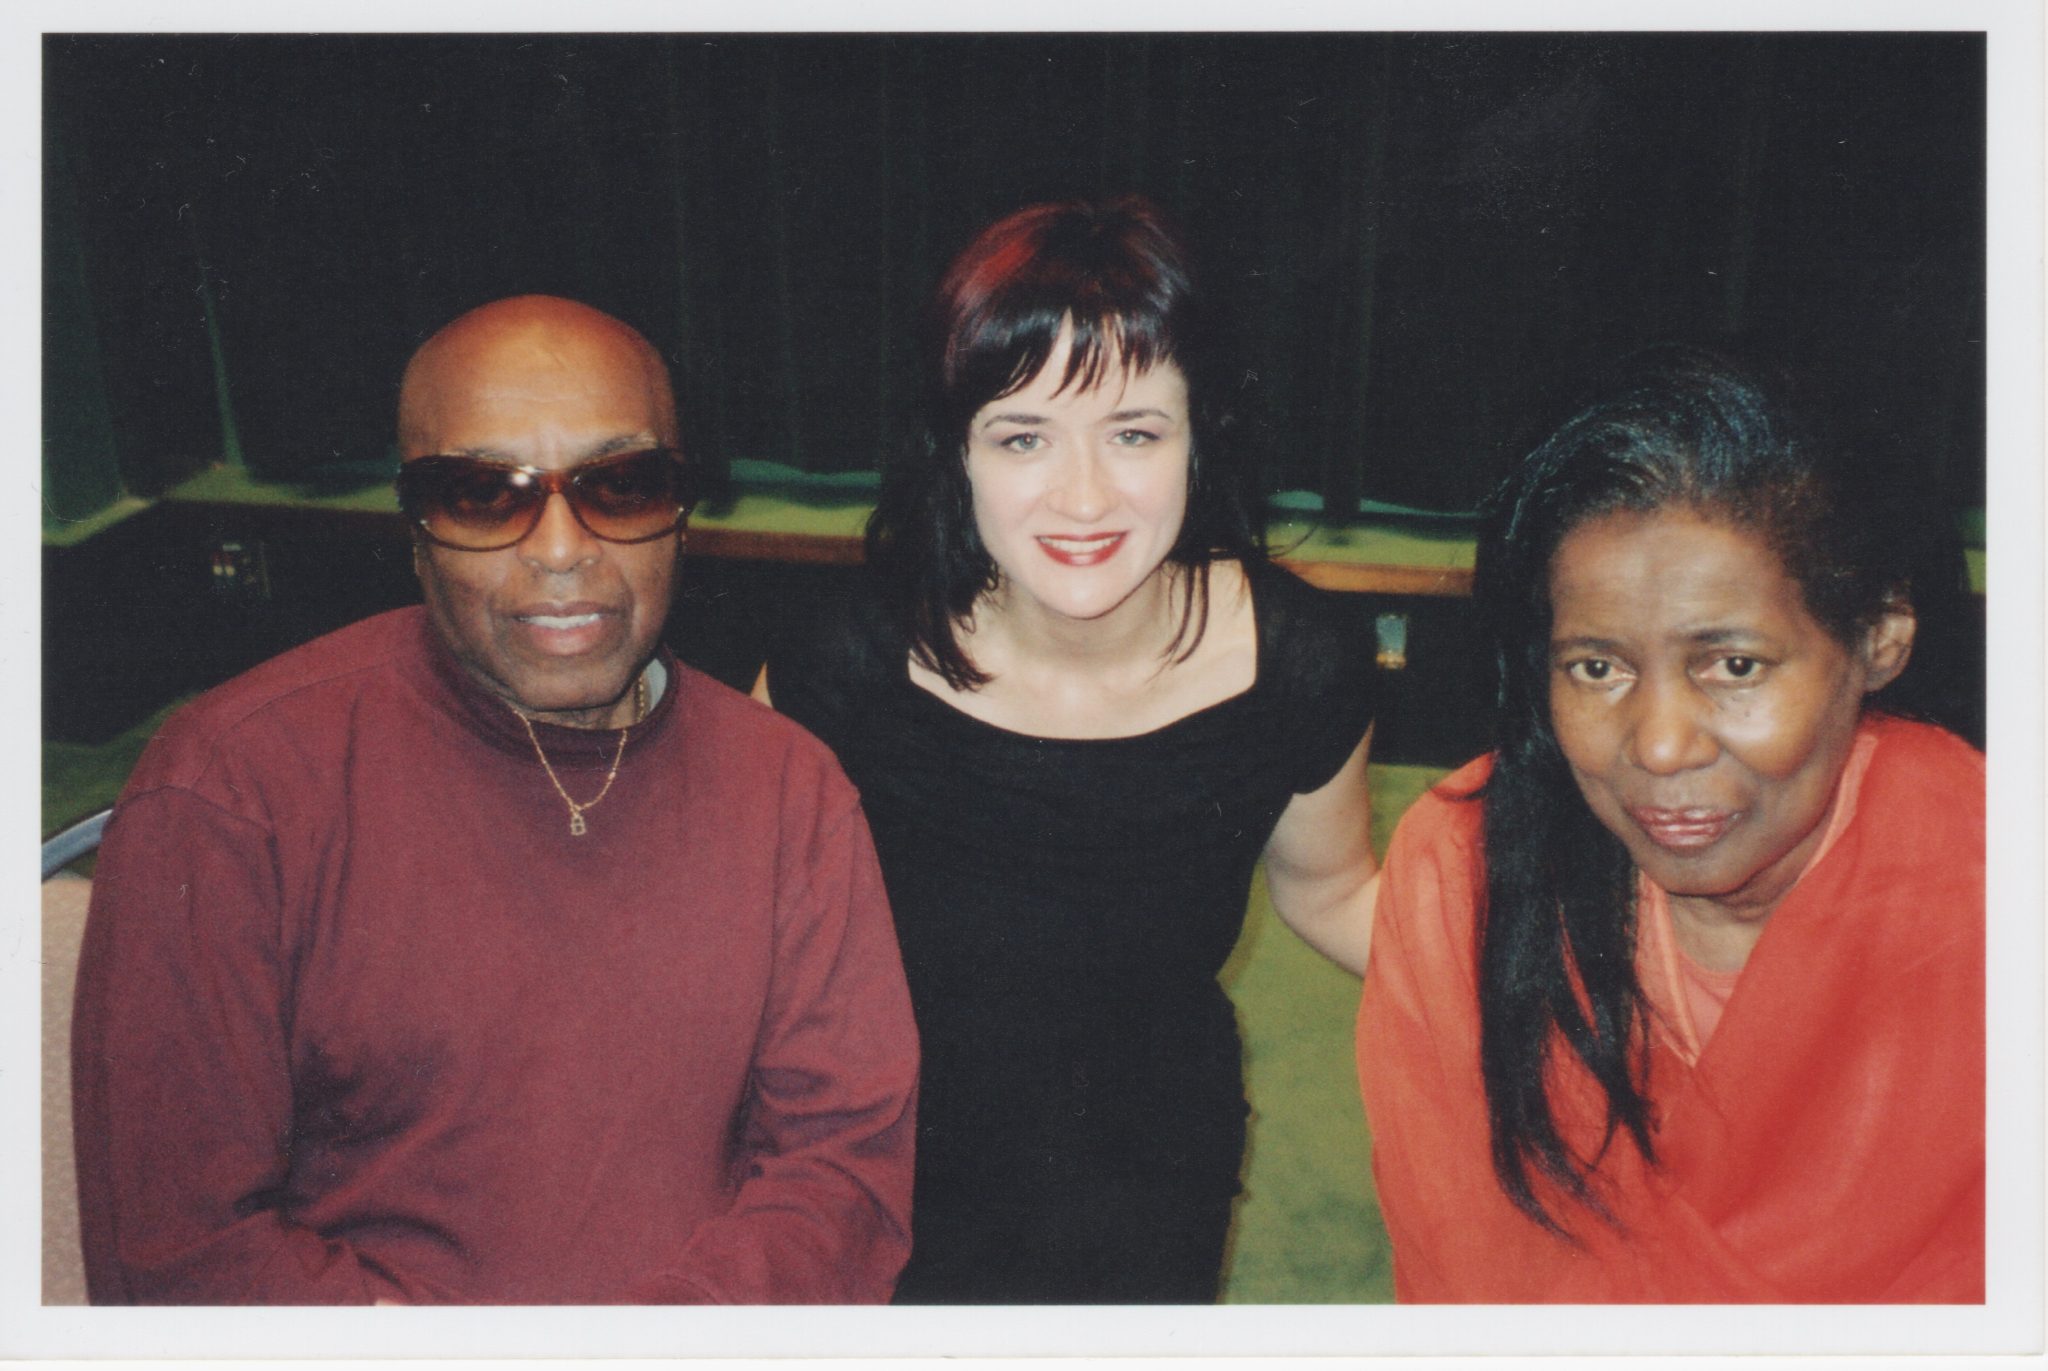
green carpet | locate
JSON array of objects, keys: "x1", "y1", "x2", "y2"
[
  {"x1": 41, "y1": 711, "x2": 1448, "y2": 1304},
  {"x1": 1219, "y1": 762, "x2": 1444, "y2": 1303},
  {"x1": 41, "y1": 701, "x2": 187, "y2": 874}
]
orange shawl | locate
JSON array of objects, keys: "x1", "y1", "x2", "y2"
[{"x1": 1357, "y1": 717, "x2": 1984, "y2": 1302}]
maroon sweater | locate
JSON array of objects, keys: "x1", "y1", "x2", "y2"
[{"x1": 72, "y1": 608, "x2": 918, "y2": 1304}]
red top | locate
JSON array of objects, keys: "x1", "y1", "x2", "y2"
[
  {"x1": 73, "y1": 608, "x2": 918, "y2": 1304},
  {"x1": 1636, "y1": 731, "x2": 1878, "y2": 1056},
  {"x1": 1357, "y1": 716, "x2": 1984, "y2": 1302}
]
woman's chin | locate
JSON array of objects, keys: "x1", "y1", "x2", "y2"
[{"x1": 996, "y1": 557, "x2": 1180, "y2": 626}]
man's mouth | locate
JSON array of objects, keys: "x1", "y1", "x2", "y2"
[{"x1": 509, "y1": 604, "x2": 619, "y2": 654}]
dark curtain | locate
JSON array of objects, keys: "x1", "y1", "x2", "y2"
[{"x1": 43, "y1": 32, "x2": 1985, "y2": 522}]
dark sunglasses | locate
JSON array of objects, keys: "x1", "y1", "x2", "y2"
[{"x1": 395, "y1": 448, "x2": 698, "y2": 552}]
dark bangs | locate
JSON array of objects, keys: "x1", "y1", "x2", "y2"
[{"x1": 933, "y1": 203, "x2": 1192, "y2": 446}]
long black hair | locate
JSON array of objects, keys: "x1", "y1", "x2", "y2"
[
  {"x1": 865, "y1": 195, "x2": 1264, "y2": 689},
  {"x1": 1471, "y1": 345, "x2": 1925, "y2": 1235}
]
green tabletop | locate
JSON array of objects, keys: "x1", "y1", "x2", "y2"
[{"x1": 51, "y1": 463, "x2": 1983, "y2": 595}]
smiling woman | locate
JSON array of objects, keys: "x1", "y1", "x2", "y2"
[
  {"x1": 758, "y1": 197, "x2": 1383, "y2": 1304},
  {"x1": 1356, "y1": 347, "x2": 1984, "y2": 1303},
  {"x1": 960, "y1": 337, "x2": 1191, "y2": 640}
]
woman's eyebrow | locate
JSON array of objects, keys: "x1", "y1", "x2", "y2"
[
  {"x1": 1105, "y1": 407, "x2": 1173, "y2": 423},
  {"x1": 1549, "y1": 628, "x2": 1772, "y2": 654},
  {"x1": 978, "y1": 410, "x2": 1046, "y2": 428},
  {"x1": 1683, "y1": 627, "x2": 1772, "y2": 647},
  {"x1": 1548, "y1": 634, "x2": 1627, "y2": 654}
]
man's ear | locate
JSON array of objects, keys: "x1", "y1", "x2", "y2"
[{"x1": 1860, "y1": 595, "x2": 1917, "y2": 693}]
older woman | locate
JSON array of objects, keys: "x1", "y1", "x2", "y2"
[
  {"x1": 758, "y1": 197, "x2": 1379, "y2": 1303},
  {"x1": 1357, "y1": 348, "x2": 1983, "y2": 1302}
]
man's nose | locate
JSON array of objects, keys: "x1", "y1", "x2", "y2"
[
  {"x1": 1046, "y1": 447, "x2": 1110, "y2": 522},
  {"x1": 1627, "y1": 678, "x2": 1718, "y2": 776},
  {"x1": 517, "y1": 491, "x2": 601, "y2": 573}
]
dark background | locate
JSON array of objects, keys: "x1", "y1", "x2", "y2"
[{"x1": 42, "y1": 32, "x2": 1987, "y2": 761}]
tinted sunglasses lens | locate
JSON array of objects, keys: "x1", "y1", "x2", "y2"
[
  {"x1": 397, "y1": 451, "x2": 693, "y2": 549},
  {"x1": 570, "y1": 451, "x2": 693, "y2": 541},
  {"x1": 399, "y1": 460, "x2": 544, "y2": 549}
]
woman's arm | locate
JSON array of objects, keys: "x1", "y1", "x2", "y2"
[{"x1": 1261, "y1": 725, "x2": 1378, "y2": 976}]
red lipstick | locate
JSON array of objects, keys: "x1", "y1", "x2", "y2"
[{"x1": 1036, "y1": 532, "x2": 1126, "y2": 567}]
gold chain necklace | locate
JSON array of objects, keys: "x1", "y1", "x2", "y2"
[{"x1": 516, "y1": 671, "x2": 649, "y2": 837}]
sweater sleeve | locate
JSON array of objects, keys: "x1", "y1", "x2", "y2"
[
  {"x1": 71, "y1": 787, "x2": 414, "y2": 1305},
  {"x1": 629, "y1": 792, "x2": 918, "y2": 1304}
]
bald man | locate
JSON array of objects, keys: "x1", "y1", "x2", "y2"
[{"x1": 71, "y1": 297, "x2": 918, "y2": 1305}]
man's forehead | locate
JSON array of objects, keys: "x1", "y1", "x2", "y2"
[
  {"x1": 399, "y1": 298, "x2": 674, "y2": 448},
  {"x1": 428, "y1": 346, "x2": 652, "y2": 404},
  {"x1": 414, "y1": 315, "x2": 647, "y2": 394}
]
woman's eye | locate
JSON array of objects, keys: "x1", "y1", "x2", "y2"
[
  {"x1": 1564, "y1": 658, "x2": 1621, "y2": 684},
  {"x1": 998, "y1": 432, "x2": 1043, "y2": 453},
  {"x1": 1705, "y1": 655, "x2": 1764, "y2": 682},
  {"x1": 1110, "y1": 428, "x2": 1159, "y2": 447}
]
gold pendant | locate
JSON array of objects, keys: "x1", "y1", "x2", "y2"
[{"x1": 569, "y1": 810, "x2": 588, "y2": 837}]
